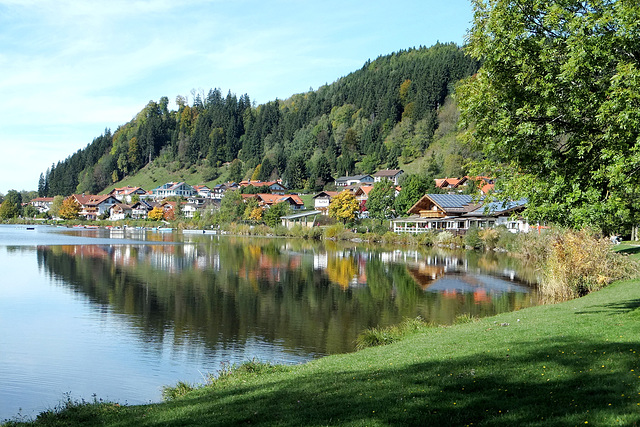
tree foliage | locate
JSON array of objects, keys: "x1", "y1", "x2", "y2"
[
  {"x1": 40, "y1": 44, "x2": 478, "y2": 198},
  {"x1": 366, "y1": 179, "x2": 396, "y2": 220},
  {"x1": 59, "y1": 197, "x2": 81, "y2": 220},
  {"x1": 0, "y1": 190, "x2": 23, "y2": 219},
  {"x1": 394, "y1": 174, "x2": 430, "y2": 215},
  {"x1": 458, "y1": 0, "x2": 640, "y2": 233},
  {"x1": 329, "y1": 190, "x2": 360, "y2": 224},
  {"x1": 263, "y1": 201, "x2": 291, "y2": 227},
  {"x1": 148, "y1": 207, "x2": 165, "y2": 221}
]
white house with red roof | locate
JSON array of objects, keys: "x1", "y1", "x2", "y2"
[{"x1": 108, "y1": 186, "x2": 147, "y2": 203}]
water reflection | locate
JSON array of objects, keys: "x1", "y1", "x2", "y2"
[{"x1": 33, "y1": 237, "x2": 539, "y2": 356}]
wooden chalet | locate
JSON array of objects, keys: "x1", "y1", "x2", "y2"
[{"x1": 392, "y1": 194, "x2": 528, "y2": 234}]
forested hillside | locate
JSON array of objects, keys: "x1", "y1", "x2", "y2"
[{"x1": 39, "y1": 43, "x2": 479, "y2": 197}]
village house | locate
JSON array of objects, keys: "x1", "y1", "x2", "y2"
[
  {"x1": 109, "y1": 203, "x2": 133, "y2": 221},
  {"x1": 130, "y1": 200, "x2": 155, "y2": 219},
  {"x1": 183, "y1": 198, "x2": 219, "y2": 218},
  {"x1": 108, "y1": 186, "x2": 147, "y2": 203},
  {"x1": 30, "y1": 197, "x2": 54, "y2": 213},
  {"x1": 312, "y1": 191, "x2": 340, "y2": 215},
  {"x1": 392, "y1": 194, "x2": 528, "y2": 234},
  {"x1": 192, "y1": 185, "x2": 212, "y2": 199},
  {"x1": 149, "y1": 182, "x2": 196, "y2": 200},
  {"x1": 71, "y1": 194, "x2": 119, "y2": 220},
  {"x1": 354, "y1": 185, "x2": 374, "y2": 204},
  {"x1": 211, "y1": 182, "x2": 239, "y2": 199},
  {"x1": 239, "y1": 180, "x2": 287, "y2": 195},
  {"x1": 246, "y1": 193, "x2": 305, "y2": 211},
  {"x1": 373, "y1": 169, "x2": 404, "y2": 185},
  {"x1": 335, "y1": 174, "x2": 374, "y2": 187},
  {"x1": 434, "y1": 176, "x2": 496, "y2": 195}
]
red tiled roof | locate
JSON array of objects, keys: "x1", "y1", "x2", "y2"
[{"x1": 73, "y1": 194, "x2": 115, "y2": 206}]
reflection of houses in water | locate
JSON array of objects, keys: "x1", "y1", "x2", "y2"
[
  {"x1": 424, "y1": 274, "x2": 533, "y2": 304},
  {"x1": 406, "y1": 264, "x2": 446, "y2": 290},
  {"x1": 313, "y1": 252, "x2": 328, "y2": 270},
  {"x1": 320, "y1": 250, "x2": 369, "y2": 290},
  {"x1": 238, "y1": 252, "x2": 304, "y2": 285},
  {"x1": 60, "y1": 245, "x2": 111, "y2": 259},
  {"x1": 195, "y1": 250, "x2": 220, "y2": 271}
]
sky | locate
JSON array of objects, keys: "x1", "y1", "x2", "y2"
[{"x1": 0, "y1": 0, "x2": 474, "y2": 194}]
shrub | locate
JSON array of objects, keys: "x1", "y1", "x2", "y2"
[
  {"x1": 416, "y1": 231, "x2": 436, "y2": 246},
  {"x1": 495, "y1": 225, "x2": 517, "y2": 251},
  {"x1": 381, "y1": 231, "x2": 400, "y2": 245},
  {"x1": 478, "y1": 227, "x2": 499, "y2": 250},
  {"x1": 538, "y1": 229, "x2": 638, "y2": 302},
  {"x1": 308, "y1": 226, "x2": 323, "y2": 240},
  {"x1": 372, "y1": 224, "x2": 390, "y2": 235},
  {"x1": 464, "y1": 226, "x2": 483, "y2": 249},
  {"x1": 355, "y1": 317, "x2": 431, "y2": 350},
  {"x1": 435, "y1": 231, "x2": 455, "y2": 245},
  {"x1": 207, "y1": 359, "x2": 290, "y2": 386},
  {"x1": 162, "y1": 381, "x2": 194, "y2": 401},
  {"x1": 324, "y1": 224, "x2": 343, "y2": 239},
  {"x1": 324, "y1": 224, "x2": 356, "y2": 240}
]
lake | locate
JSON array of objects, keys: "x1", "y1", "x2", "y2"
[{"x1": 0, "y1": 224, "x2": 539, "y2": 421}]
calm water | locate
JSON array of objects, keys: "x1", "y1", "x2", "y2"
[{"x1": 0, "y1": 224, "x2": 539, "y2": 421}]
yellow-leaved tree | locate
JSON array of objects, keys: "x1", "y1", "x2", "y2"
[
  {"x1": 328, "y1": 190, "x2": 359, "y2": 224},
  {"x1": 148, "y1": 206, "x2": 165, "y2": 221},
  {"x1": 58, "y1": 197, "x2": 81, "y2": 220}
]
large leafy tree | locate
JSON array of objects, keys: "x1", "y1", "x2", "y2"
[
  {"x1": 263, "y1": 201, "x2": 291, "y2": 227},
  {"x1": 394, "y1": 174, "x2": 431, "y2": 215},
  {"x1": 0, "y1": 190, "x2": 22, "y2": 219},
  {"x1": 458, "y1": 0, "x2": 640, "y2": 234},
  {"x1": 366, "y1": 179, "x2": 396, "y2": 220}
]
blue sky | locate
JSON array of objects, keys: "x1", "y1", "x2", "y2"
[{"x1": 0, "y1": 0, "x2": 473, "y2": 194}]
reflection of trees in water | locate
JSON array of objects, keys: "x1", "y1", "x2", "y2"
[{"x1": 35, "y1": 239, "x2": 538, "y2": 356}]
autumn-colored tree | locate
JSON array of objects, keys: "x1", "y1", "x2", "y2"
[
  {"x1": 148, "y1": 207, "x2": 164, "y2": 221},
  {"x1": 243, "y1": 197, "x2": 263, "y2": 222},
  {"x1": 250, "y1": 164, "x2": 262, "y2": 181},
  {"x1": 328, "y1": 190, "x2": 359, "y2": 224},
  {"x1": 248, "y1": 207, "x2": 263, "y2": 222},
  {"x1": 59, "y1": 197, "x2": 81, "y2": 220},
  {"x1": 163, "y1": 207, "x2": 176, "y2": 221}
]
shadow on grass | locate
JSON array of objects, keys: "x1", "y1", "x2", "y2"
[
  {"x1": 575, "y1": 298, "x2": 640, "y2": 316},
  {"x1": 112, "y1": 338, "x2": 640, "y2": 427},
  {"x1": 616, "y1": 245, "x2": 640, "y2": 256}
]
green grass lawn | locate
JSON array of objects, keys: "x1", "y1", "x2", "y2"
[{"x1": 6, "y1": 276, "x2": 640, "y2": 426}]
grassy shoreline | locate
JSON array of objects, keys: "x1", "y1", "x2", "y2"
[{"x1": 4, "y1": 276, "x2": 639, "y2": 426}]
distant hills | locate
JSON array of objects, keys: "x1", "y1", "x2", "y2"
[{"x1": 39, "y1": 42, "x2": 479, "y2": 197}]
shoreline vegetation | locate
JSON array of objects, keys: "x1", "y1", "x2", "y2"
[{"x1": 1, "y1": 223, "x2": 638, "y2": 425}]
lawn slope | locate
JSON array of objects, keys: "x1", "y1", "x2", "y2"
[{"x1": 6, "y1": 279, "x2": 640, "y2": 426}]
